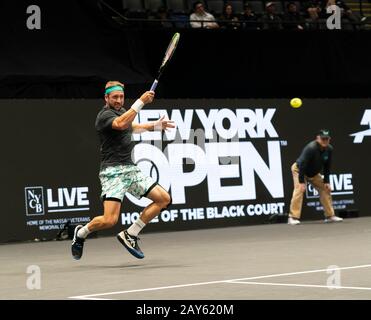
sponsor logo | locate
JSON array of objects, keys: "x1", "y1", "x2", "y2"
[
  {"x1": 24, "y1": 186, "x2": 90, "y2": 214},
  {"x1": 350, "y1": 110, "x2": 371, "y2": 143},
  {"x1": 306, "y1": 173, "x2": 353, "y2": 199},
  {"x1": 25, "y1": 187, "x2": 45, "y2": 216},
  {"x1": 127, "y1": 108, "x2": 284, "y2": 207}
]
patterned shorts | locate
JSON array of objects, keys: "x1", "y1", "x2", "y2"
[{"x1": 99, "y1": 165, "x2": 156, "y2": 202}]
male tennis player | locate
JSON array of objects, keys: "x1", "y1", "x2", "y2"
[
  {"x1": 288, "y1": 129, "x2": 343, "y2": 225},
  {"x1": 71, "y1": 81, "x2": 175, "y2": 260}
]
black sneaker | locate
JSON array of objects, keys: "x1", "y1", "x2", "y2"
[
  {"x1": 71, "y1": 225, "x2": 85, "y2": 260},
  {"x1": 117, "y1": 230, "x2": 144, "y2": 259}
]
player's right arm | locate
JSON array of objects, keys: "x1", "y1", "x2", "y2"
[{"x1": 112, "y1": 91, "x2": 155, "y2": 130}]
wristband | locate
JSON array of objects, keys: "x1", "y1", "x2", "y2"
[{"x1": 131, "y1": 99, "x2": 144, "y2": 113}]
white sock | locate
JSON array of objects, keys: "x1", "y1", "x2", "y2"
[
  {"x1": 127, "y1": 218, "x2": 146, "y2": 237},
  {"x1": 77, "y1": 224, "x2": 91, "y2": 239}
]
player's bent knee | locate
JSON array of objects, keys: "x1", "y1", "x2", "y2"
[
  {"x1": 158, "y1": 193, "x2": 172, "y2": 211},
  {"x1": 163, "y1": 192, "x2": 171, "y2": 207}
]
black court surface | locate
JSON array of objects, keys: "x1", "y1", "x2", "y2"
[{"x1": 1, "y1": 217, "x2": 371, "y2": 300}]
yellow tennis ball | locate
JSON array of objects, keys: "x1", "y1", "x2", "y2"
[{"x1": 290, "y1": 98, "x2": 302, "y2": 108}]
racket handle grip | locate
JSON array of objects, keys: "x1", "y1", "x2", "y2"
[{"x1": 150, "y1": 79, "x2": 159, "y2": 92}]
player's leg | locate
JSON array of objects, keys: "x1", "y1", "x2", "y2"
[
  {"x1": 71, "y1": 165, "x2": 126, "y2": 260},
  {"x1": 84, "y1": 200, "x2": 122, "y2": 232},
  {"x1": 71, "y1": 200, "x2": 121, "y2": 260},
  {"x1": 288, "y1": 163, "x2": 304, "y2": 225},
  {"x1": 117, "y1": 184, "x2": 171, "y2": 259},
  {"x1": 138, "y1": 185, "x2": 171, "y2": 224},
  {"x1": 309, "y1": 174, "x2": 343, "y2": 223},
  {"x1": 117, "y1": 166, "x2": 171, "y2": 259}
]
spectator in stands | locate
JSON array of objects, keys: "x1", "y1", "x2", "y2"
[
  {"x1": 283, "y1": 2, "x2": 305, "y2": 30},
  {"x1": 156, "y1": 6, "x2": 173, "y2": 28},
  {"x1": 241, "y1": 3, "x2": 261, "y2": 30},
  {"x1": 219, "y1": 3, "x2": 240, "y2": 29},
  {"x1": 261, "y1": 2, "x2": 283, "y2": 30},
  {"x1": 304, "y1": 0, "x2": 322, "y2": 29},
  {"x1": 190, "y1": 1, "x2": 219, "y2": 29}
]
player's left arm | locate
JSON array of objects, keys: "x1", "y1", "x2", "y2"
[{"x1": 132, "y1": 116, "x2": 175, "y2": 133}]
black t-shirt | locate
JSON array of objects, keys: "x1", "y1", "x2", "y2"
[
  {"x1": 95, "y1": 106, "x2": 135, "y2": 169},
  {"x1": 296, "y1": 140, "x2": 333, "y2": 183}
]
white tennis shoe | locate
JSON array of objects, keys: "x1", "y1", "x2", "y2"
[
  {"x1": 288, "y1": 217, "x2": 301, "y2": 225},
  {"x1": 324, "y1": 215, "x2": 343, "y2": 223}
]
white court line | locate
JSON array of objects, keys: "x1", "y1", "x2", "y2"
[
  {"x1": 68, "y1": 263, "x2": 371, "y2": 300},
  {"x1": 75, "y1": 297, "x2": 113, "y2": 300},
  {"x1": 69, "y1": 279, "x2": 237, "y2": 300},
  {"x1": 229, "y1": 281, "x2": 371, "y2": 291}
]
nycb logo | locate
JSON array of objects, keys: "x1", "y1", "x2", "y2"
[
  {"x1": 25, "y1": 187, "x2": 45, "y2": 216},
  {"x1": 306, "y1": 173, "x2": 353, "y2": 198}
]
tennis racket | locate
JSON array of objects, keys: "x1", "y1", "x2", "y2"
[{"x1": 150, "y1": 32, "x2": 180, "y2": 92}]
